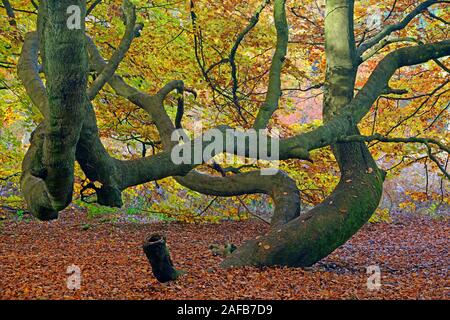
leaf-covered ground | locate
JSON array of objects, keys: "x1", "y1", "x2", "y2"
[{"x1": 0, "y1": 210, "x2": 448, "y2": 300}]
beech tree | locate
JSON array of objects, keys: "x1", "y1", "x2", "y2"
[{"x1": 16, "y1": 0, "x2": 449, "y2": 270}]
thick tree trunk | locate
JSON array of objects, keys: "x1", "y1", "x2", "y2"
[
  {"x1": 20, "y1": 0, "x2": 88, "y2": 220},
  {"x1": 222, "y1": 0, "x2": 384, "y2": 268}
]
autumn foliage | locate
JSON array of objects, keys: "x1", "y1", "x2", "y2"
[{"x1": 1, "y1": 0, "x2": 448, "y2": 222}]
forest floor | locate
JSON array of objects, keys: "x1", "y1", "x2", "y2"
[{"x1": 0, "y1": 210, "x2": 448, "y2": 300}]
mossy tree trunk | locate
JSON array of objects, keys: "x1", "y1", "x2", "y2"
[
  {"x1": 221, "y1": 0, "x2": 385, "y2": 268},
  {"x1": 20, "y1": 0, "x2": 88, "y2": 220}
]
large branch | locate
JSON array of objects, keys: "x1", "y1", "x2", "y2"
[
  {"x1": 17, "y1": 32, "x2": 49, "y2": 117},
  {"x1": 87, "y1": 36, "x2": 450, "y2": 166},
  {"x1": 86, "y1": 37, "x2": 301, "y2": 227},
  {"x1": 80, "y1": 34, "x2": 448, "y2": 233},
  {"x1": 279, "y1": 40, "x2": 450, "y2": 158}
]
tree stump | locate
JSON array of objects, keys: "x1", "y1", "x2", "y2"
[{"x1": 143, "y1": 234, "x2": 182, "y2": 283}]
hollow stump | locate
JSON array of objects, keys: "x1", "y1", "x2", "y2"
[{"x1": 143, "y1": 234, "x2": 181, "y2": 283}]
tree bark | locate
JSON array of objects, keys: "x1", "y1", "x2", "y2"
[
  {"x1": 222, "y1": 0, "x2": 385, "y2": 268},
  {"x1": 143, "y1": 235, "x2": 182, "y2": 283},
  {"x1": 20, "y1": 0, "x2": 88, "y2": 220},
  {"x1": 16, "y1": 0, "x2": 449, "y2": 270}
]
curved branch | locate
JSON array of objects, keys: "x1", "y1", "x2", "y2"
[
  {"x1": 253, "y1": 0, "x2": 289, "y2": 129},
  {"x1": 87, "y1": 37, "x2": 301, "y2": 228},
  {"x1": 229, "y1": 0, "x2": 270, "y2": 118},
  {"x1": 17, "y1": 32, "x2": 49, "y2": 117},
  {"x1": 357, "y1": 0, "x2": 448, "y2": 56},
  {"x1": 87, "y1": 0, "x2": 143, "y2": 100},
  {"x1": 434, "y1": 58, "x2": 450, "y2": 73}
]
